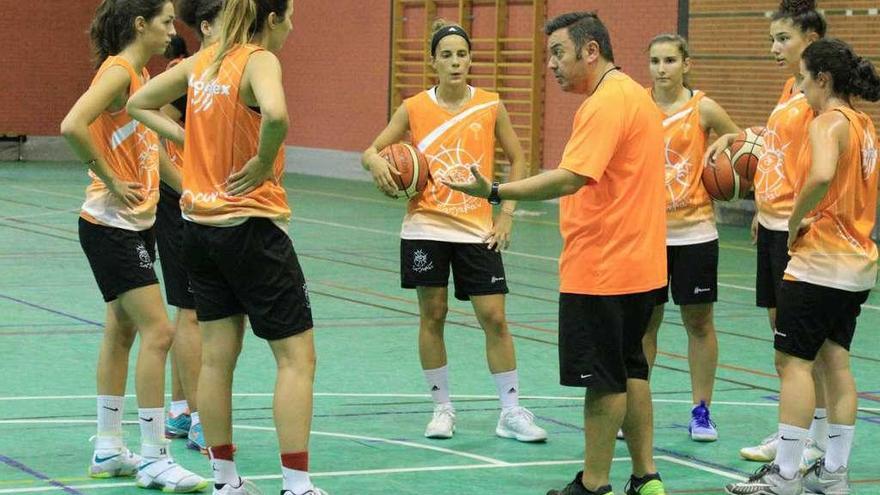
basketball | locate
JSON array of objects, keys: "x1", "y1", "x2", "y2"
[
  {"x1": 728, "y1": 126, "x2": 766, "y2": 182},
  {"x1": 379, "y1": 143, "x2": 430, "y2": 198},
  {"x1": 702, "y1": 149, "x2": 752, "y2": 201}
]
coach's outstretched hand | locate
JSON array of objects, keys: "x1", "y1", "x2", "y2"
[{"x1": 442, "y1": 165, "x2": 491, "y2": 198}]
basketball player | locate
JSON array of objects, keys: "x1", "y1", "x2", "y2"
[
  {"x1": 360, "y1": 20, "x2": 547, "y2": 443},
  {"x1": 60, "y1": 0, "x2": 207, "y2": 491},
  {"x1": 644, "y1": 33, "x2": 739, "y2": 442},
  {"x1": 725, "y1": 37, "x2": 879, "y2": 495},
  {"x1": 128, "y1": 1, "x2": 325, "y2": 494}
]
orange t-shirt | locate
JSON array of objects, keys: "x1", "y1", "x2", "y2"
[
  {"x1": 558, "y1": 72, "x2": 667, "y2": 295},
  {"x1": 182, "y1": 44, "x2": 289, "y2": 227},
  {"x1": 785, "y1": 107, "x2": 878, "y2": 291},
  {"x1": 402, "y1": 87, "x2": 499, "y2": 243},
  {"x1": 81, "y1": 56, "x2": 160, "y2": 231},
  {"x1": 755, "y1": 77, "x2": 814, "y2": 231},
  {"x1": 652, "y1": 89, "x2": 716, "y2": 245}
]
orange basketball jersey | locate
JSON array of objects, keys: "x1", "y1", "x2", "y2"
[
  {"x1": 786, "y1": 107, "x2": 878, "y2": 291},
  {"x1": 81, "y1": 56, "x2": 160, "y2": 231},
  {"x1": 182, "y1": 44, "x2": 289, "y2": 227},
  {"x1": 165, "y1": 140, "x2": 183, "y2": 173},
  {"x1": 754, "y1": 77, "x2": 814, "y2": 231},
  {"x1": 402, "y1": 87, "x2": 499, "y2": 243},
  {"x1": 653, "y1": 89, "x2": 716, "y2": 245}
]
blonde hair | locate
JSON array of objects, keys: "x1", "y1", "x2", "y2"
[{"x1": 206, "y1": 0, "x2": 288, "y2": 78}]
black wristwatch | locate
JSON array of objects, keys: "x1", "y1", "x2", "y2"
[{"x1": 488, "y1": 181, "x2": 501, "y2": 205}]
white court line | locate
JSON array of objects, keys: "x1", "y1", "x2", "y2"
[
  {"x1": 0, "y1": 208, "x2": 81, "y2": 222},
  {"x1": 656, "y1": 455, "x2": 747, "y2": 482}
]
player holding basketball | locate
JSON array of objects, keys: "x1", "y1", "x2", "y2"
[
  {"x1": 706, "y1": 0, "x2": 830, "y2": 466},
  {"x1": 60, "y1": 0, "x2": 207, "y2": 491},
  {"x1": 360, "y1": 20, "x2": 547, "y2": 442},
  {"x1": 644, "y1": 33, "x2": 740, "y2": 442},
  {"x1": 159, "y1": 0, "x2": 226, "y2": 454},
  {"x1": 445, "y1": 11, "x2": 668, "y2": 495},
  {"x1": 128, "y1": 1, "x2": 326, "y2": 494},
  {"x1": 725, "y1": 37, "x2": 879, "y2": 495}
]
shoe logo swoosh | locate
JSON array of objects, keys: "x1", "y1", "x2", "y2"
[
  {"x1": 780, "y1": 435, "x2": 799, "y2": 441},
  {"x1": 138, "y1": 460, "x2": 160, "y2": 471},
  {"x1": 94, "y1": 454, "x2": 121, "y2": 463}
]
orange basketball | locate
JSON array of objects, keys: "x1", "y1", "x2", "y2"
[
  {"x1": 728, "y1": 126, "x2": 766, "y2": 182},
  {"x1": 702, "y1": 149, "x2": 752, "y2": 201},
  {"x1": 379, "y1": 143, "x2": 430, "y2": 198}
]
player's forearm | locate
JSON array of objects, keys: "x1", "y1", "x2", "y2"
[{"x1": 497, "y1": 168, "x2": 585, "y2": 202}]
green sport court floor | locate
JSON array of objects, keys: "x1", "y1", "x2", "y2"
[{"x1": 0, "y1": 161, "x2": 878, "y2": 495}]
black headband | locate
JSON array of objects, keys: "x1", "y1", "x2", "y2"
[{"x1": 430, "y1": 25, "x2": 471, "y2": 56}]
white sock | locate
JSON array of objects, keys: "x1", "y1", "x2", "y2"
[
  {"x1": 169, "y1": 400, "x2": 189, "y2": 417},
  {"x1": 776, "y1": 423, "x2": 808, "y2": 479},
  {"x1": 825, "y1": 424, "x2": 855, "y2": 471},
  {"x1": 191, "y1": 411, "x2": 200, "y2": 427},
  {"x1": 809, "y1": 408, "x2": 828, "y2": 450},
  {"x1": 97, "y1": 395, "x2": 124, "y2": 437},
  {"x1": 423, "y1": 365, "x2": 451, "y2": 405},
  {"x1": 282, "y1": 466, "x2": 312, "y2": 494},
  {"x1": 138, "y1": 408, "x2": 166, "y2": 456},
  {"x1": 211, "y1": 459, "x2": 239, "y2": 486},
  {"x1": 492, "y1": 369, "x2": 519, "y2": 410}
]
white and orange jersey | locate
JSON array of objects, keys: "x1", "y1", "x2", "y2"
[
  {"x1": 81, "y1": 56, "x2": 160, "y2": 230},
  {"x1": 755, "y1": 77, "x2": 814, "y2": 231},
  {"x1": 652, "y1": 89, "x2": 716, "y2": 245},
  {"x1": 182, "y1": 44, "x2": 289, "y2": 227},
  {"x1": 786, "y1": 107, "x2": 878, "y2": 291},
  {"x1": 401, "y1": 86, "x2": 499, "y2": 243}
]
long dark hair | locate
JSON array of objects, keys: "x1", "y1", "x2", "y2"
[
  {"x1": 90, "y1": 0, "x2": 170, "y2": 67},
  {"x1": 802, "y1": 38, "x2": 880, "y2": 102}
]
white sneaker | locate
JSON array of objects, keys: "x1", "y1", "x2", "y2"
[
  {"x1": 495, "y1": 406, "x2": 547, "y2": 442},
  {"x1": 136, "y1": 457, "x2": 209, "y2": 492},
  {"x1": 281, "y1": 488, "x2": 328, "y2": 495},
  {"x1": 213, "y1": 478, "x2": 261, "y2": 494},
  {"x1": 89, "y1": 447, "x2": 142, "y2": 478},
  {"x1": 800, "y1": 438, "x2": 826, "y2": 472},
  {"x1": 424, "y1": 403, "x2": 455, "y2": 439},
  {"x1": 740, "y1": 431, "x2": 779, "y2": 462},
  {"x1": 803, "y1": 458, "x2": 851, "y2": 495}
]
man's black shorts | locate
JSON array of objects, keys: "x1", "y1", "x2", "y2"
[{"x1": 558, "y1": 290, "x2": 656, "y2": 392}]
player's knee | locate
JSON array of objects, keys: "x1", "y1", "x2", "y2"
[
  {"x1": 421, "y1": 302, "x2": 448, "y2": 326},
  {"x1": 479, "y1": 310, "x2": 507, "y2": 335}
]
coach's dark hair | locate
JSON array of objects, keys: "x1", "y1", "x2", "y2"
[
  {"x1": 772, "y1": 0, "x2": 827, "y2": 37},
  {"x1": 90, "y1": 0, "x2": 170, "y2": 67},
  {"x1": 802, "y1": 38, "x2": 880, "y2": 102},
  {"x1": 544, "y1": 11, "x2": 614, "y2": 63},
  {"x1": 207, "y1": 0, "x2": 289, "y2": 78},
  {"x1": 177, "y1": 0, "x2": 224, "y2": 40}
]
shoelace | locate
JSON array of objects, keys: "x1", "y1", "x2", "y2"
[
  {"x1": 692, "y1": 408, "x2": 715, "y2": 429},
  {"x1": 747, "y1": 463, "x2": 777, "y2": 482},
  {"x1": 507, "y1": 406, "x2": 535, "y2": 426}
]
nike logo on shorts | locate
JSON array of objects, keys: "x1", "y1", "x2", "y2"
[{"x1": 580, "y1": 373, "x2": 593, "y2": 379}]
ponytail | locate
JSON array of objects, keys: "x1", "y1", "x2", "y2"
[
  {"x1": 851, "y1": 58, "x2": 880, "y2": 102},
  {"x1": 803, "y1": 38, "x2": 880, "y2": 102},
  {"x1": 206, "y1": 0, "x2": 288, "y2": 79}
]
